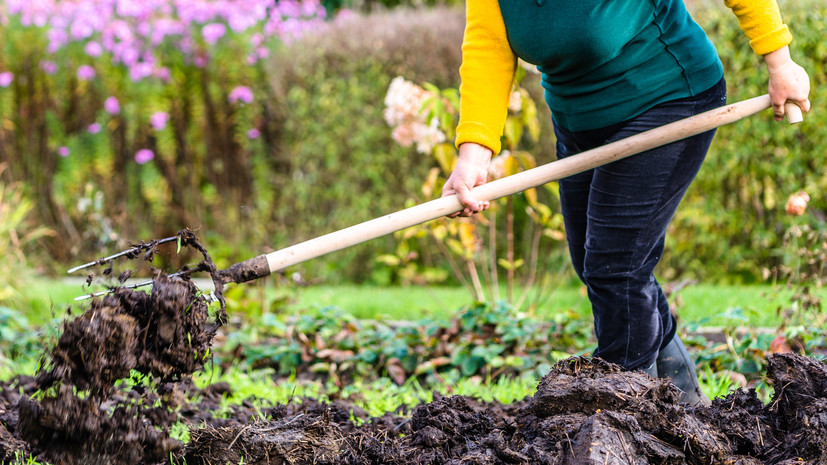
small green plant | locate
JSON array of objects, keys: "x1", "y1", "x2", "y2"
[{"x1": 698, "y1": 366, "x2": 737, "y2": 400}]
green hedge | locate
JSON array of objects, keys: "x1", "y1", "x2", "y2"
[
  {"x1": 665, "y1": 0, "x2": 827, "y2": 282},
  {"x1": 262, "y1": 7, "x2": 468, "y2": 281}
]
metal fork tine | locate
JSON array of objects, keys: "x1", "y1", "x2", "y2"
[
  {"x1": 73, "y1": 268, "x2": 192, "y2": 301},
  {"x1": 67, "y1": 236, "x2": 178, "y2": 274}
]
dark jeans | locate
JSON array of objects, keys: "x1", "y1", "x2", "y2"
[{"x1": 553, "y1": 78, "x2": 727, "y2": 371}]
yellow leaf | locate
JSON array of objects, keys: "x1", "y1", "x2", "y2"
[
  {"x1": 431, "y1": 223, "x2": 447, "y2": 241},
  {"x1": 504, "y1": 154, "x2": 521, "y2": 177},
  {"x1": 446, "y1": 238, "x2": 466, "y2": 257},
  {"x1": 515, "y1": 150, "x2": 536, "y2": 170},
  {"x1": 503, "y1": 118, "x2": 523, "y2": 151},
  {"x1": 376, "y1": 254, "x2": 401, "y2": 266},
  {"x1": 522, "y1": 96, "x2": 540, "y2": 141},
  {"x1": 524, "y1": 187, "x2": 538, "y2": 207},
  {"x1": 545, "y1": 229, "x2": 566, "y2": 241},
  {"x1": 433, "y1": 143, "x2": 457, "y2": 174},
  {"x1": 421, "y1": 167, "x2": 441, "y2": 199},
  {"x1": 458, "y1": 221, "x2": 477, "y2": 253}
]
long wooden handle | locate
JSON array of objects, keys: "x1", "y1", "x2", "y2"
[{"x1": 223, "y1": 94, "x2": 792, "y2": 281}]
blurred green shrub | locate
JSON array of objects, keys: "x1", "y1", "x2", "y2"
[
  {"x1": 0, "y1": 164, "x2": 52, "y2": 305},
  {"x1": 666, "y1": 0, "x2": 827, "y2": 283},
  {"x1": 267, "y1": 6, "x2": 466, "y2": 281}
]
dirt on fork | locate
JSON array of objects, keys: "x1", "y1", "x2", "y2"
[{"x1": 10, "y1": 273, "x2": 215, "y2": 465}]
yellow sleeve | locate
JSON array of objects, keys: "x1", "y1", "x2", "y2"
[
  {"x1": 455, "y1": 0, "x2": 517, "y2": 155},
  {"x1": 724, "y1": 0, "x2": 793, "y2": 55}
]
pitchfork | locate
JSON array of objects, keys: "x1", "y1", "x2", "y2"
[{"x1": 68, "y1": 96, "x2": 803, "y2": 301}]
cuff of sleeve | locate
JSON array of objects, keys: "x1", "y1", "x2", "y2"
[
  {"x1": 750, "y1": 24, "x2": 793, "y2": 55},
  {"x1": 455, "y1": 122, "x2": 501, "y2": 155}
]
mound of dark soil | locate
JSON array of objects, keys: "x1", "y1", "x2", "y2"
[
  {"x1": 4, "y1": 352, "x2": 827, "y2": 464},
  {"x1": 177, "y1": 354, "x2": 827, "y2": 465}
]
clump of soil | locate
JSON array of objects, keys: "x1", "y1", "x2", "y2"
[
  {"x1": 3, "y1": 230, "x2": 230, "y2": 465},
  {"x1": 15, "y1": 273, "x2": 217, "y2": 465}
]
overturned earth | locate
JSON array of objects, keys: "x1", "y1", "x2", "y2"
[{"x1": 2, "y1": 274, "x2": 827, "y2": 464}]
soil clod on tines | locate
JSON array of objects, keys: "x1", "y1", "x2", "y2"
[{"x1": 3, "y1": 231, "x2": 827, "y2": 464}]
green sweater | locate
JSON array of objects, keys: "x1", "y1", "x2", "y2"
[
  {"x1": 455, "y1": 0, "x2": 792, "y2": 152},
  {"x1": 500, "y1": 0, "x2": 722, "y2": 131}
]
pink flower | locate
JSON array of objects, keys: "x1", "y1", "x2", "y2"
[
  {"x1": 104, "y1": 97, "x2": 120, "y2": 115},
  {"x1": 129, "y1": 62, "x2": 154, "y2": 82},
  {"x1": 137, "y1": 21, "x2": 151, "y2": 37},
  {"x1": 0, "y1": 72, "x2": 13, "y2": 87},
  {"x1": 40, "y1": 61, "x2": 58, "y2": 75},
  {"x1": 247, "y1": 128, "x2": 260, "y2": 139},
  {"x1": 88, "y1": 123, "x2": 102, "y2": 134},
  {"x1": 202, "y1": 23, "x2": 226, "y2": 45},
  {"x1": 58, "y1": 146, "x2": 70, "y2": 157},
  {"x1": 150, "y1": 112, "x2": 169, "y2": 131},
  {"x1": 77, "y1": 65, "x2": 96, "y2": 80},
  {"x1": 228, "y1": 86, "x2": 254, "y2": 104},
  {"x1": 153, "y1": 67, "x2": 171, "y2": 82},
  {"x1": 85, "y1": 41, "x2": 103, "y2": 57},
  {"x1": 47, "y1": 28, "x2": 68, "y2": 53},
  {"x1": 135, "y1": 149, "x2": 154, "y2": 164}
]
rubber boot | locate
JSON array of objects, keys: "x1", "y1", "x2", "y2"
[
  {"x1": 656, "y1": 335, "x2": 710, "y2": 407},
  {"x1": 639, "y1": 361, "x2": 658, "y2": 378}
]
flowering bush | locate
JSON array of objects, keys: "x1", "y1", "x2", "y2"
[
  {"x1": 381, "y1": 71, "x2": 568, "y2": 307},
  {"x1": 383, "y1": 76, "x2": 446, "y2": 154},
  {"x1": 0, "y1": 0, "x2": 328, "y2": 262}
]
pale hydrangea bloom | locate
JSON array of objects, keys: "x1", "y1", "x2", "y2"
[
  {"x1": 488, "y1": 152, "x2": 510, "y2": 180},
  {"x1": 383, "y1": 76, "x2": 429, "y2": 127},
  {"x1": 508, "y1": 90, "x2": 522, "y2": 113},
  {"x1": 391, "y1": 122, "x2": 416, "y2": 148},
  {"x1": 384, "y1": 76, "x2": 446, "y2": 154},
  {"x1": 413, "y1": 118, "x2": 446, "y2": 155}
]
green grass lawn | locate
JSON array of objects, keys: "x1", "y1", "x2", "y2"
[
  {"x1": 277, "y1": 282, "x2": 812, "y2": 328},
  {"x1": 22, "y1": 276, "x2": 819, "y2": 329}
]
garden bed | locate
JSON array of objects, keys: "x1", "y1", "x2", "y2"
[
  {"x1": 1, "y1": 265, "x2": 826, "y2": 464},
  {"x1": 3, "y1": 352, "x2": 827, "y2": 464}
]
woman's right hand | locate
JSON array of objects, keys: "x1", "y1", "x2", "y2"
[
  {"x1": 441, "y1": 143, "x2": 493, "y2": 218},
  {"x1": 764, "y1": 45, "x2": 811, "y2": 121}
]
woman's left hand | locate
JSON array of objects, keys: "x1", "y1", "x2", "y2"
[{"x1": 764, "y1": 45, "x2": 811, "y2": 121}]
